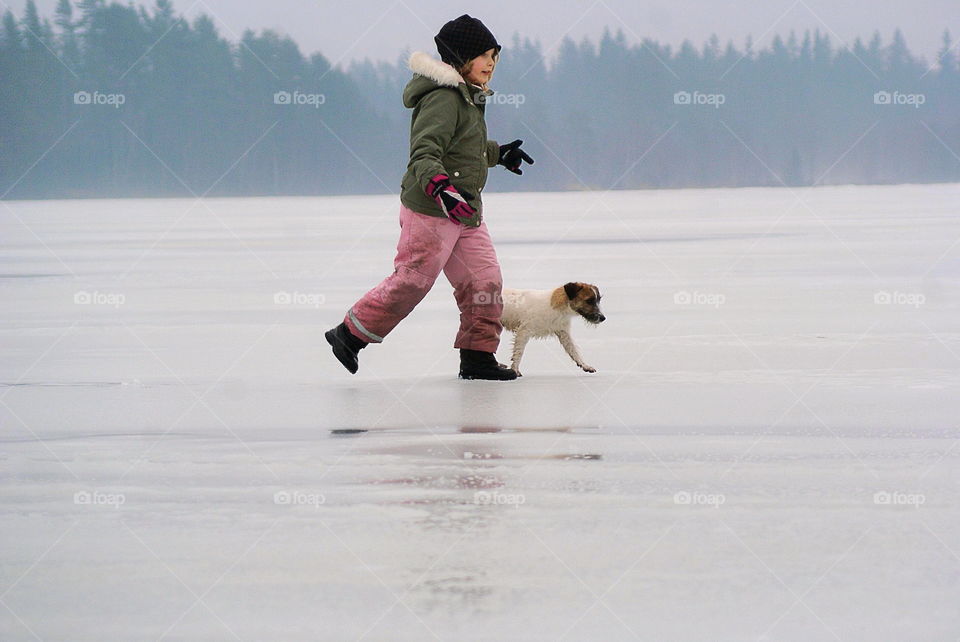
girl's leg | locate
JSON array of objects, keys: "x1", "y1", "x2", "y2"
[
  {"x1": 343, "y1": 205, "x2": 459, "y2": 343},
  {"x1": 442, "y1": 221, "x2": 504, "y2": 352}
]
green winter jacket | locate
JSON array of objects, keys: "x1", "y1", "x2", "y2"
[{"x1": 400, "y1": 52, "x2": 500, "y2": 227}]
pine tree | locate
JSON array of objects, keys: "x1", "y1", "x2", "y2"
[
  {"x1": 800, "y1": 30, "x2": 812, "y2": 64},
  {"x1": 55, "y1": 0, "x2": 81, "y2": 72},
  {"x1": 55, "y1": 0, "x2": 73, "y2": 30},
  {"x1": 2, "y1": 10, "x2": 20, "y2": 51},
  {"x1": 938, "y1": 29, "x2": 956, "y2": 77},
  {"x1": 813, "y1": 30, "x2": 832, "y2": 68},
  {"x1": 886, "y1": 28, "x2": 911, "y2": 75},
  {"x1": 22, "y1": 0, "x2": 44, "y2": 51},
  {"x1": 866, "y1": 31, "x2": 883, "y2": 68},
  {"x1": 77, "y1": 0, "x2": 104, "y2": 28}
]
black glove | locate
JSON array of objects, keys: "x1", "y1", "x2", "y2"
[{"x1": 498, "y1": 139, "x2": 534, "y2": 175}]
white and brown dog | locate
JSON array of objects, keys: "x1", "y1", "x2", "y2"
[{"x1": 500, "y1": 282, "x2": 605, "y2": 376}]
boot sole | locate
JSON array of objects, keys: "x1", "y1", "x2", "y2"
[{"x1": 458, "y1": 372, "x2": 518, "y2": 381}]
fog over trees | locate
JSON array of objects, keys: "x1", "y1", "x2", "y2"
[{"x1": 2, "y1": 0, "x2": 958, "y2": 199}]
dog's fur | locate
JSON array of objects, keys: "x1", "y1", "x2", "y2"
[{"x1": 500, "y1": 282, "x2": 605, "y2": 376}]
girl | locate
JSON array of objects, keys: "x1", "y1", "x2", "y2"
[{"x1": 325, "y1": 14, "x2": 534, "y2": 380}]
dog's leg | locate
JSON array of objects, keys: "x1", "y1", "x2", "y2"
[
  {"x1": 555, "y1": 330, "x2": 596, "y2": 373},
  {"x1": 510, "y1": 330, "x2": 531, "y2": 376}
]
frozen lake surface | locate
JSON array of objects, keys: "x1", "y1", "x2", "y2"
[{"x1": 2, "y1": 184, "x2": 959, "y2": 640}]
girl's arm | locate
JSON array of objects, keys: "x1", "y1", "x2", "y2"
[{"x1": 408, "y1": 90, "x2": 459, "y2": 192}]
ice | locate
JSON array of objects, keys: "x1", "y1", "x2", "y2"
[{"x1": 1, "y1": 184, "x2": 959, "y2": 639}]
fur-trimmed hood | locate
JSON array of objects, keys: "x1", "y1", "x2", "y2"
[
  {"x1": 409, "y1": 51, "x2": 464, "y2": 88},
  {"x1": 402, "y1": 51, "x2": 493, "y2": 108}
]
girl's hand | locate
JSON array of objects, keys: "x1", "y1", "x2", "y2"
[
  {"x1": 426, "y1": 174, "x2": 477, "y2": 224},
  {"x1": 498, "y1": 139, "x2": 535, "y2": 175}
]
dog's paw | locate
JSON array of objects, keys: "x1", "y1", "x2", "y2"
[
  {"x1": 512, "y1": 368, "x2": 523, "y2": 377},
  {"x1": 581, "y1": 365, "x2": 597, "y2": 373}
]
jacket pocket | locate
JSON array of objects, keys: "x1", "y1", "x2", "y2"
[{"x1": 449, "y1": 169, "x2": 479, "y2": 199}]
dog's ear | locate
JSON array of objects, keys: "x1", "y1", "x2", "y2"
[{"x1": 563, "y1": 282, "x2": 582, "y2": 300}]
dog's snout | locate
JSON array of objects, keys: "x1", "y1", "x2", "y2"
[{"x1": 598, "y1": 314, "x2": 606, "y2": 322}]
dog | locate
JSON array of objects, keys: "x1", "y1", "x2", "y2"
[{"x1": 500, "y1": 282, "x2": 605, "y2": 376}]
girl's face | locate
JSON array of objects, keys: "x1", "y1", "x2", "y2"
[{"x1": 462, "y1": 48, "x2": 498, "y2": 86}]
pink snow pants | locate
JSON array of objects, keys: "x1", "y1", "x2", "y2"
[{"x1": 343, "y1": 204, "x2": 504, "y2": 352}]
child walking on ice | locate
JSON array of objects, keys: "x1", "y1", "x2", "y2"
[{"x1": 326, "y1": 14, "x2": 534, "y2": 380}]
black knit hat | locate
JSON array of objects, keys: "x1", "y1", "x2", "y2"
[{"x1": 434, "y1": 14, "x2": 501, "y2": 69}]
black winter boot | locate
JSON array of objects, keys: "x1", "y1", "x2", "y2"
[
  {"x1": 458, "y1": 349, "x2": 518, "y2": 381},
  {"x1": 325, "y1": 322, "x2": 367, "y2": 374}
]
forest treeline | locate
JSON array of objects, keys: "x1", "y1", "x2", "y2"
[{"x1": 1, "y1": 0, "x2": 958, "y2": 199}]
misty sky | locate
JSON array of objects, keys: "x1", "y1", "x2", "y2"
[{"x1": 25, "y1": 0, "x2": 957, "y2": 66}]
